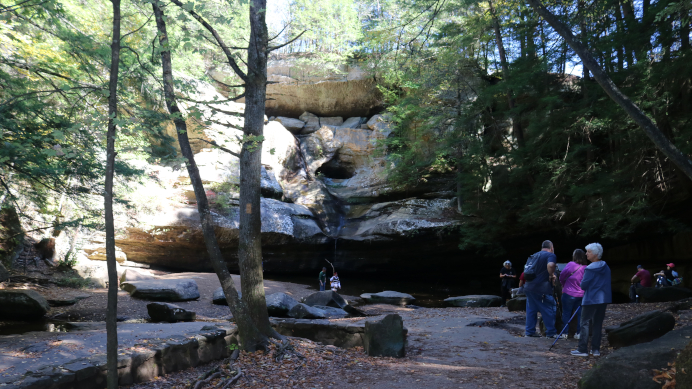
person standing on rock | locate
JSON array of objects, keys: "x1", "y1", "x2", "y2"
[
  {"x1": 571, "y1": 243, "x2": 611, "y2": 357},
  {"x1": 319, "y1": 267, "x2": 327, "y2": 291},
  {"x1": 524, "y1": 240, "x2": 558, "y2": 338},
  {"x1": 558, "y1": 249, "x2": 588, "y2": 339},
  {"x1": 630, "y1": 265, "x2": 652, "y2": 302},
  {"x1": 499, "y1": 261, "x2": 517, "y2": 306}
]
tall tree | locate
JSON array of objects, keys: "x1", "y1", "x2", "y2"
[
  {"x1": 104, "y1": 0, "x2": 121, "y2": 386},
  {"x1": 151, "y1": 0, "x2": 278, "y2": 350},
  {"x1": 526, "y1": 0, "x2": 692, "y2": 182}
]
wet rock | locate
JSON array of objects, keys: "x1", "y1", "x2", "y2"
[
  {"x1": 360, "y1": 291, "x2": 415, "y2": 306},
  {"x1": 211, "y1": 287, "x2": 242, "y2": 305},
  {"x1": 363, "y1": 314, "x2": 406, "y2": 358},
  {"x1": 579, "y1": 325, "x2": 692, "y2": 389},
  {"x1": 507, "y1": 297, "x2": 527, "y2": 312},
  {"x1": 147, "y1": 302, "x2": 196, "y2": 323},
  {"x1": 312, "y1": 305, "x2": 348, "y2": 318},
  {"x1": 265, "y1": 292, "x2": 299, "y2": 317},
  {"x1": 444, "y1": 295, "x2": 503, "y2": 308},
  {"x1": 121, "y1": 279, "x2": 200, "y2": 302},
  {"x1": 0, "y1": 289, "x2": 50, "y2": 320},
  {"x1": 288, "y1": 303, "x2": 327, "y2": 319},
  {"x1": 275, "y1": 117, "x2": 305, "y2": 134},
  {"x1": 637, "y1": 286, "x2": 692, "y2": 303},
  {"x1": 605, "y1": 310, "x2": 675, "y2": 348}
]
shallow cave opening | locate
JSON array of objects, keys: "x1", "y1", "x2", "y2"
[{"x1": 316, "y1": 158, "x2": 355, "y2": 179}]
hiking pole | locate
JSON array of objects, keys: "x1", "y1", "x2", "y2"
[{"x1": 549, "y1": 305, "x2": 581, "y2": 351}]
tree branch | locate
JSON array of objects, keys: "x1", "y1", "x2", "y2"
[
  {"x1": 268, "y1": 30, "x2": 307, "y2": 52},
  {"x1": 189, "y1": 138, "x2": 240, "y2": 158}
]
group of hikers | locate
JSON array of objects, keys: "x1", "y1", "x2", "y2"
[
  {"x1": 501, "y1": 240, "x2": 684, "y2": 357},
  {"x1": 501, "y1": 240, "x2": 611, "y2": 357}
]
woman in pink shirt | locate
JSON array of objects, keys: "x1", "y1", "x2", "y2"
[{"x1": 559, "y1": 249, "x2": 589, "y2": 339}]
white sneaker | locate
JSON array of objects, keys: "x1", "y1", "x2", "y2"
[
  {"x1": 571, "y1": 350, "x2": 588, "y2": 357},
  {"x1": 559, "y1": 334, "x2": 568, "y2": 339},
  {"x1": 590, "y1": 350, "x2": 600, "y2": 356},
  {"x1": 574, "y1": 333, "x2": 580, "y2": 340}
]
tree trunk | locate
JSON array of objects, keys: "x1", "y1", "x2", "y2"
[
  {"x1": 104, "y1": 0, "x2": 120, "y2": 387},
  {"x1": 527, "y1": 0, "x2": 692, "y2": 182},
  {"x1": 488, "y1": 0, "x2": 524, "y2": 147},
  {"x1": 151, "y1": 1, "x2": 271, "y2": 351},
  {"x1": 238, "y1": 0, "x2": 276, "y2": 338}
]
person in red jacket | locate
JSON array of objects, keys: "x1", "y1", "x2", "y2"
[{"x1": 630, "y1": 265, "x2": 652, "y2": 303}]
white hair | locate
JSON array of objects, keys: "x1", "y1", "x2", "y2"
[
  {"x1": 503, "y1": 260, "x2": 512, "y2": 266},
  {"x1": 585, "y1": 243, "x2": 603, "y2": 259}
]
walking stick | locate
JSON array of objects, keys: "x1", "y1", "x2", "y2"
[{"x1": 549, "y1": 305, "x2": 581, "y2": 351}]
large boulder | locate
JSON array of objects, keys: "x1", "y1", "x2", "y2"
[
  {"x1": 212, "y1": 287, "x2": 241, "y2": 305},
  {"x1": 360, "y1": 291, "x2": 415, "y2": 306},
  {"x1": 637, "y1": 286, "x2": 692, "y2": 303},
  {"x1": 340, "y1": 117, "x2": 365, "y2": 129},
  {"x1": 266, "y1": 292, "x2": 299, "y2": 317},
  {"x1": 299, "y1": 112, "x2": 321, "y2": 134},
  {"x1": 120, "y1": 279, "x2": 200, "y2": 302},
  {"x1": 363, "y1": 314, "x2": 406, "y2": 358},
  {"x1": 605, "y1": 310, "x2": 675, "y2": 348},
  {"x1": 506, "y1": 297, "x2": 527, "y2": 312},
  {"x1": 147, "y1": 302, "x2": 196, "y2": 323},
  {"x1": 288, "y1": 303, "x2": 327, "y2": 319},
  {"x1": 0, "y1": 289, "x2": 50, "y2": 320},
  {"x1": 579, "y1": 325, "x2": 692, "y2": 389},
  {"x1": 444, "y1": 295, "x2": 503, "y2": 308}
]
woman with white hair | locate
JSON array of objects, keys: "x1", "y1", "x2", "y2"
[
  {"x1": 499, "y1": 260, "x2": 517, "y2": 306},
  {"x1": 571, "y1": 243, "x2": 611, "y2": 358}
]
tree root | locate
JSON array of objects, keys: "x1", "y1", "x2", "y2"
[
  {"x1": 272, "y1": 339, "x2": 305, "y2": 362},
  {"x1": 190, "y1": 370, "x2": 222, "y2": 389},
  {"x1": 219, "y1": 367, "x2": 242, "y2": 389}
]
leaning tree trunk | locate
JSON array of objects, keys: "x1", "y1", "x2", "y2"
[
  {"x1": 526, "y1": 0, "x2": 692, "y2": 182},
  {"x1": 238, "y1": 0, "x2": 277, "y2": 339},
  {"x1": 104, "y1": 0, "x2": 121, "y2": 387},
  {"x1": 151, "y1": 1, "x2": 269, "y2": 351}
]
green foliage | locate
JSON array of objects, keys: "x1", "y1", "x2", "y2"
[
  {"x1": 56, "y1": 274, "x2": 91, "y2": 288},
  {"x1": 365, "y1": 0, "x2": 692, "y2": 254}
]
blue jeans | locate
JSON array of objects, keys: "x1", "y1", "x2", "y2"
[
  {"x1": 525, "y1": 291, "x2": 557, "y2": 336},
  {"x1": 319, "y1": 282, "x2": 325, "y2": 291},
  {"x1": 561, "y1": 293, "x2": 583, "y2": 334}
]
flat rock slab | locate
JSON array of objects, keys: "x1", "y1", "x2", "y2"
[
  {"x1": 288, "y1": 303, "x2": 327, "y2": 319},
  {"x1": 46, "y1": 294, "x2": 90, "y2": 307},
  {"x1": 445, "y1": 295, "x2": 503, "y2": 308},
  {"x1": 121, "y1": 279, "x2": 200, "y2": 301},
  {"x1": 0, "y1": 289, "x2": 50, "y2": 320},
  {"x1": 360, "y1": 291, "x2": 415, "y2": 306},
  {"x1": 0, "y1": 322, "x2": 236, "y2": 389},
  {"x1": 211, "y1": 287, "x2": 241, "y2": 305},
  {"x1": 266, "y1": 292, "x2": 299, "y2": 317},
  {"x1": 312, "y1": 305, "x2": 349, "y2": 318},
  {"x1": 147, "y1": 302, "x2": 196, "y2": 323},
  {"x1": 637, "y1": 286, "x2": 692, "y2": 303},
  {"x1": 605, "y1": 310, "x2": 675, "y2": 348},
  {"x1": 507, "y1": 297, "x2": 527, "y2": 312},
  {"x1": 579, "y1": 325, "x2": 692, "y2": 389}
]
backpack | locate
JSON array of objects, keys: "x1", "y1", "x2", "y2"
[{"x1": 523, "y1": 252, "x2": 542, "y2": 282}]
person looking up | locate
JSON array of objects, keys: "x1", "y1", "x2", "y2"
[
  {"x1": 559, "y1": 249, "x2": 588, "y2": 339},
  {"x1": 524, "y1": 240, "x2": 558, "y2": 338},
  {"x1": 571, "y1": 243, "x2": 611, "y2": 358}
]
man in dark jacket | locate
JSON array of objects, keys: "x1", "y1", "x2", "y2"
[
  {"x1": 571, "y1": 243, "x2": 611, "y2": 357},
  {"x1": 524, "y1": 240, "x2": 558, "y2": 338}
]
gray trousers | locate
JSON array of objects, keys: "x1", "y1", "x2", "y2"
[{"x1": 578, "y1": 303, "x2": 607, "y2": 353}]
